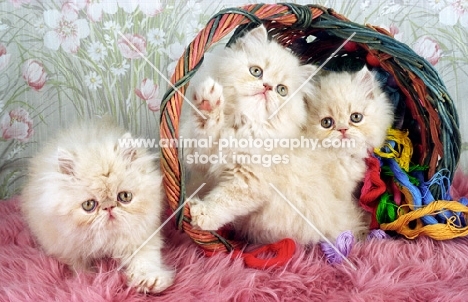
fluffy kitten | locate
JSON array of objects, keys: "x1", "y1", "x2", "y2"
[
  {"x1": 21, "y1": 118, "x2": 174, "y2": 294},
  {"x1": 307, "y1": 67, "x2": 394, "y2": 203},
  {"x1": 184, "y1": 25, "x2": 370, "y2": 244},
  {"x1": 182, "y1": 24, "x2": 316, "y2": 191}
]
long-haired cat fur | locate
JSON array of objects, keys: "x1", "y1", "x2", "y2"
[
  {"x1": 21, "y1": 117, "x2": 174, "y2": 293},
  {"x1": 307, "y1": 67, "x2": 394, "y2": 203},
  {"x1": 184, "y1": 25, "x2": 370, "y2": 244}
]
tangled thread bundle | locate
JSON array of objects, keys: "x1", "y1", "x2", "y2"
[
  {"x1": 160, "y1": 3, "x2": 462, "y2": 268},
  {"x1": 365, "y1": 129, "x2": 468, "y2": 240}
]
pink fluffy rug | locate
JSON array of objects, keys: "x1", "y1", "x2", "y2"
[{"x1": 2, "y1": 170, "x2": 468, "y2": 302}]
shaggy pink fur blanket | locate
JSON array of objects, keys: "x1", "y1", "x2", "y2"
[{"x1": 2, "y1": 171, "x2": 468, "y2": 301}]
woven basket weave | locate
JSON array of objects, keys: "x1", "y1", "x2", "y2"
[{"x1": 160, "y1": 4, "x2": 461, "y2": 254}]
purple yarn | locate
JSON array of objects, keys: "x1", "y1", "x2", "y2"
[
  {"x1": 320, "y1": 231, "x2": 354, "y2": 264},
  {"x1": 321, "y1": 230, "x2": 391, "y2": 264},
  {"x1": 386, "y1": 74, "x2": 398, "y2": 88},
  {"x1": 367, "y1": 229, "x2": 390, "y2": 240}
]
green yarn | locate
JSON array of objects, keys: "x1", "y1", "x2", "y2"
[
  {"x1": 376, "y1": 192, "x2": 399, "y2": 224},
  {"x1": 381, "y1": 164, "x2": 428, "y2": 186}
]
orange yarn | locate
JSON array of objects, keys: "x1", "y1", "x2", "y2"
[{"x1": 380, "y1": 200, "x2": 468, "y2": 239}]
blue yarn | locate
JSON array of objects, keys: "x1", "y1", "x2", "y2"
[
  {"x1": 379, "y1": 140, "x2": 396, "y2": 154},
  {"x1": 385, "y1": 158, "x2": 438, "y2": 225},
  {"x1": 459, "y1": 197, "x2": 468, "y2": 226},
  {"x1": 380, "y1": 151, "x2": 467, "y2": 228},
  {"x1": 421, "y1": 169, "x2": 468, "y2": 227},
  {"x1": 409, "y1": 168, "x2": 468, "y2": 228},
  {"x1": 417, "y1": 169, "x2": 452, "y2": 224},
  {"x1": 459, "y1": 197, "x2": 468, "y2": 206},
  {"x1": 423, "y1": 168, "x2": 453, "y2": 200}
]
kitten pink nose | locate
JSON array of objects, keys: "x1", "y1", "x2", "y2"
[
  {"x1": 103, "y1": 205, "x2": 115, "y2": 211},
  {"x1": 101, "y1": 201, "x2": 116, "y2": 212},
  {"x1": 263, "y1": 83, "x2": 272, "y2": 91},
  {"x1": 339, "y1": 129, "x2": 347, "y2": 134}
]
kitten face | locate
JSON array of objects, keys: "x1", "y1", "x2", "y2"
[
  {"x1": 22, "y1": 119, "x2": 175, "y2": 293},
  {"x1": 216, "y1": 25, "x2": 316, "y2": 138},
  {"x1": 58, "y1": 146, "x2": 158, "y2": 235},
  {"x1": 309, "y1": 67, "x2": 394, "y2": 153},
  {"x1": 22, "y1": 120, "x2": 163, "y2": 259},
  {"x1": 57, "y1": 143, "x2": 162, "y2": 248}
]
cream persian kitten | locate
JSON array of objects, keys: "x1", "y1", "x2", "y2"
[
  {"x1": 184, "y1": 25, "x2": 395, "y2": 244},
  {"x1": 21, "y1": 118, "x2": 174, "y2": 294},
  {"x1": 184, "y1": 24, "x2": 369, "y2": 244},
  {"x1": 307, "y1": 67, "x2": 394, "y2": 203},
  {"x1": 182, "y1": 24, "x2": 317, "y2": 192}
]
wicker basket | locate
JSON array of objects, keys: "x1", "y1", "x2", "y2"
[{"x1": 160, "y1": 4, "x2": 462, "y2": 256}]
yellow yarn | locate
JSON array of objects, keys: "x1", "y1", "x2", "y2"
[
  {"x1": 380, "y1": 200, "x2": 468, "y2": 240},
  {"x1": 374, "y1": 129, "x2": 413, "y2": 172}
]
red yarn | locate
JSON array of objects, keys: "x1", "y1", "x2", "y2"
[
  {"x1": 205, "y1": 238, "x2": 296, "y2": 269},
  {"x1": 359, "y1": 156, "x2": 386, "y2": 229},
  {"x1": 366, "y1": 52, "x2": 381, "y2": 67},
  {"x1": 343, "y1": 41, "x2": 358, "y2": 52}
]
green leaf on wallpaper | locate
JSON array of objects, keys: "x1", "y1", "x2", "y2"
[{"x1": 0, "y1": 170, "x2": 20, "y2": 200}]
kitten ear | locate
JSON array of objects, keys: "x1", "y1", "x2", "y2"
[
  {"x1": 302, "y1": 64, "x2": 319, "y2": 78},
  {"x1": 245, "y1": 25, "x2": 268, "y2": 42},
  {"x1": 233, "y1": 24, "x2": 269, "y2": 49},
  {"x1": 301, "y1": 64, "x2": 319, "y2": 86},
  {"x1": 117, "y1": 132, "x2": 138, "y2": 162},
  {"x1": 354, "y1": 66, "x2": 376, "y2": 98},
  {"x1": 300, "y1": 64, "x2": 319, "y2": 99},
  {"x1": 57, "y1": 148, "x2": 75, "y2": 175},
  {"x1": 120, "y1": 132, "x2": 132, "y2": 140}
]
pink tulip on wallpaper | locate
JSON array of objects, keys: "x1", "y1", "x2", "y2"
[
  {"x1": 413, "y1": 36, "x2": 442, "y2": 66},
  {"x1": 22, "y1": 59, "x2": 47, "y2": 91},
  {"x1": 0, "y1": 107, "x2": 34, "y2": 142},
  {"x1": 43, "y1": 2, "x2": 90, "y2": 53},
  {"x1": 0, "y1": 44, "x2": 11, "y2": 71},
  {"x1": 388, "y1": 23, "x2": 403, "y2": 41},
  {"x1": 118, "y1": 34, "x2": 147, "y2": 59},
  {"x1": 146, "y1": 97, "x2": 161, "y2": 112},
  {"x1": 439, "y1": 0, "x2": 468, "y2": 27},
  {"x1": 135, "y1": 79, "x2": 161, "y2": 112}
]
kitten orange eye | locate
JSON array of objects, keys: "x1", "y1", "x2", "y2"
[
  {"x1": 249, "y1": 66, "x2": 263, "y2": 78},
  {"x1": 321, "y1": 117, "x2": 334, "y2": 129},
  {"x1": 82, "y1": 200, "x2": 97, "y2": 212},
  {"x1": 117, "y1": 191, "x2": 133, "y2": 203},
  {"x1": 276, "y1": 84, "x2": 288, "y2": 96},
  {"x1": 350, "y1": 113, "x2": 363, "y2": 123}
]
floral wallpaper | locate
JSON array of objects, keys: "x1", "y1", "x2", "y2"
[{"x1": 0, "y1": 0, "x2": 467, "y2": 199}]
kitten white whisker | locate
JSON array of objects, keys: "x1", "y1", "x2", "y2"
[
  {"x1": 268, "y1": 182, "x2": 357, "y2": 271},
  {"x1": 268, "y1": 32, "x2": 357, "y2": 120},
  {"x1": 91, "y1": 215, "x2": 107, "y2": 250},
  {"x1": 117, "y1": 211, "x2": 133, "y2": 230}
]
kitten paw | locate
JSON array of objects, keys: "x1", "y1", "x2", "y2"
[
  {"x1": 192, "y1": 78, "x2": 224, "y2": 115},
  {"x1": 127, "y1": 267, "x2": 175, "y2": 294},
  {"x1": 189, "y1": 198, "x2": 223, "y2": 230}
]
